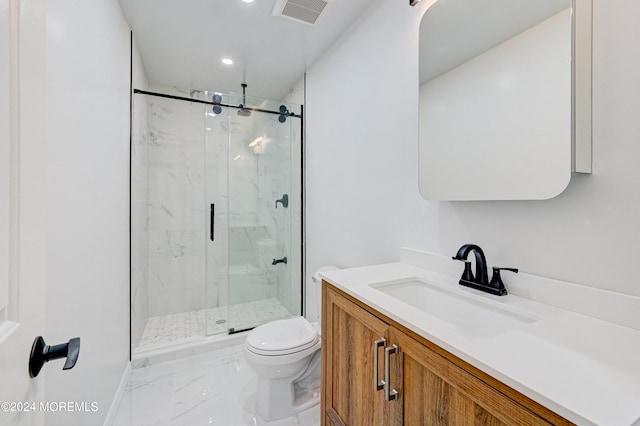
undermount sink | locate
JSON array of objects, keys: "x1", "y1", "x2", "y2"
[{"x1": 370, "y1": 278, "x2": 537, "y2": 338}]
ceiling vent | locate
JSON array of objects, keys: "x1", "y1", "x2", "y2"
[{"x1": 272, "y1": 0, "x2": 333, "y2": 26}]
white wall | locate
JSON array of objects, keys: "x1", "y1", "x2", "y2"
[
  {"x1": 0, "y1": 0, "x2": 10, "y2": 314},
  {"x1": 305, "y1": 0, "x2": 640, "y2": 320},
  {"x1": 44, "y1": 0, "x2": 131, "y2": 424}
]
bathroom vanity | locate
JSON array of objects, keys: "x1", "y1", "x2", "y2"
[
  {"x1": 320, "y1": 250, "x2": 640, "y2": 426},
  {"x1": 321, "y1": 284, "x2": 568, "y2": 425}
]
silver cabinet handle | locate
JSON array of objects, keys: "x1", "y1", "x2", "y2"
[
  {"x1": 373, "y1": 338, "x2": 386, "y2": 391},
  {"x1": 384, "y1": 344, "x2": 399, "y2": 401}
]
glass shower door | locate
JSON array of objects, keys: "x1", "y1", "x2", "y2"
[
  {"x1": 204, "y1": 90, "x2": 302, "y2": 335},
  {"x1": 226, "y1": 94, "x2": 299, "y2": 332},
  {"x1": 204, "y1": 92, "x2": 230, "y2": 336}
]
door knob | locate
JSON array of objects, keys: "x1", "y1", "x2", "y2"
[{"x1": 29, "y1": 336, "x2": 80, "y2": 378}]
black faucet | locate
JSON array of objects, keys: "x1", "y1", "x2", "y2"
[
  {"x1": 452, "y1": 244, "x2": 517, "y2": 296},
  {"x1": 272, "y1": 257, "x2": 287, "y2": 266}
]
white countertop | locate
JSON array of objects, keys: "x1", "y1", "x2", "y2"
[{"x1": 320, "y1": 257, "x2": 640, "y2": 426}]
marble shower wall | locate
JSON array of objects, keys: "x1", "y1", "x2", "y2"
[
  {"x1": 147, "y1": 85, "x2": 207, "y2": 317},
  {"x1": 131, "y1": 44, "x2": 150, "y2": 349}
]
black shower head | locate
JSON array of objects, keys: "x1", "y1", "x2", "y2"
[
  {"x1": 237, "y1": 107, "x2": 251, "y2": 117},
  {"x1": 237, "y1": 83, "x2": 251, "y2": 117}
]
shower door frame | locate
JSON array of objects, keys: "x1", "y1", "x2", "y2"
[{"x1": 129, "y1": 87, "x2": 305, "y2": 356}]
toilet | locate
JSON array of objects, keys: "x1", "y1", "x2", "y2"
[{"x1": 243, "y1": 266, "x2": 338, "y2": 422}]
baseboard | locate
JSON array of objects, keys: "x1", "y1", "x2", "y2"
[
  {"x1": 103, "y1": 361, "x2": 131, "y2": 426},
  {"x1": 131, "y1": 331, "x2": 246, "y2": 368}
]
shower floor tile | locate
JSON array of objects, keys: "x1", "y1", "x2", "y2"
[
  {"x1": 114, "y1": 342, "x2": 320, "y2": 426},
  {"x1": 137, "y1": 298, "x2": 292, "y2": 351}
]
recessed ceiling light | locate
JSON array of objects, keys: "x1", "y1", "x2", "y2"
[
  {"x1": 221, "y1": 58, "x2": 233, "y2": 65},
  {"x1": 242, "y1": 0, "x2": 254, "y2": 3}
]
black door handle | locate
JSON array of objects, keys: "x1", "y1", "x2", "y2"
[
  {"x1": 210, "y1": 203, "x2": 215, "y2": 241},
  {"x1": 29, "y1": 336, "x2": 80, "y2": 378}
]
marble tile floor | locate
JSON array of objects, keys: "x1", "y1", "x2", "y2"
[
  {"x1": 114, "y1": 342, "x2": 320, "y2": 426},
  {"x1": 137, "y1": 298, "x2": 292, "y2": 352}
]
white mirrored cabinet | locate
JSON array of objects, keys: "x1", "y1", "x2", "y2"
[{"x1": 418, "y1": 0, "x2": 592, "y2": 201}]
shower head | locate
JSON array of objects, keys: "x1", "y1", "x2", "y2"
[{"x1": 237, "y1": 83, "x2": 252, "y2": 117}]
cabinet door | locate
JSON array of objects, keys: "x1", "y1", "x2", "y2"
[
  {"x1": 390, "y1": 327, "x2": 552, "y2": 426},
  {"x1": 322, "y1": 283, "x2": 393, "y2": 426}
]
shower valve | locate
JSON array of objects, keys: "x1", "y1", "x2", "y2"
[
  {"x1": 272, "y1": 257, "x2": 287, "y2": 266},
  {"x1": 275, "y1": 194, "x2": 289, "y2": 209}
]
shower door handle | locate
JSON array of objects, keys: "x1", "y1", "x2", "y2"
[{"x1": 210, "y1": 204, "x2": 215, "y2": 241}]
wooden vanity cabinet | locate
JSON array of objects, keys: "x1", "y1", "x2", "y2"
[
  {"x1": 322, "y1": 280, "x2": 392, "y2": 425},
  {"x1": 321, "y1": 282, "x2": 572, "y2": 426}
]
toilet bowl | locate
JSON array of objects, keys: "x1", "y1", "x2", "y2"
[
  {"x1": 243, "y1": 266, "x2": 338, "y2": 422},
  {"x1": 244, "y1": 316, "x2": 321, "y2": 422}
]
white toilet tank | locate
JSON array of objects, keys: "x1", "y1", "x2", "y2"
[{"x1": 312, "y1": 266, "x2": 339, "y2": 321}]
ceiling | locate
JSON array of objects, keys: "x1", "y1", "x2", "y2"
[{"x1": 119, "y1": 0, "x2": 373, "y2": 100}]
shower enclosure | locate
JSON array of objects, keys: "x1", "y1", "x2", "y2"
[{"x1": 131, "y1": 87, "x2": 303, "y2": 355}]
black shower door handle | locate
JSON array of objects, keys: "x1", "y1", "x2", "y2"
[{"x1": 210, "y1": 204, "x2": 215, "y2": 241}]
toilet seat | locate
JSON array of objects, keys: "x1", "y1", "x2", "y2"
[{"x1": 246, "y1": 317, "x2": 319, "y2": 356}]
